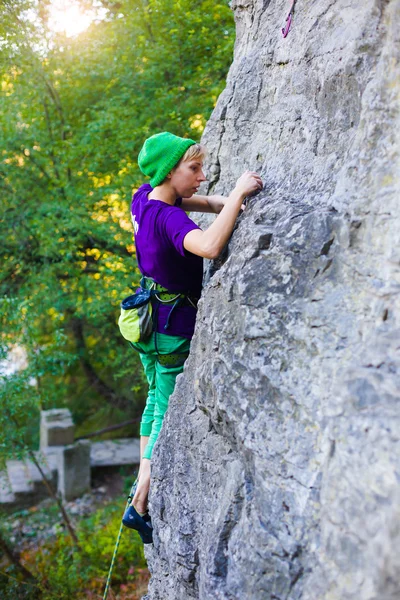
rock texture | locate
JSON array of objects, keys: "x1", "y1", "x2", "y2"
[{"x1": 145, "y1": 1, "x2": 400, "y2": 598}]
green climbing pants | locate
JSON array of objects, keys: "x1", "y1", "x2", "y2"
[{"x1": 133, "y1": 332, "x2": 191, "y2": 460}]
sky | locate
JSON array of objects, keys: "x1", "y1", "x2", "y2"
[{"x1": 47, "y1": 0, "x2": 106, "y2": 37}]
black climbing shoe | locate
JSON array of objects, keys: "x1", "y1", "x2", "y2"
[{"x1": 122, "y1": 504, "x2": 153, "y2": 544}]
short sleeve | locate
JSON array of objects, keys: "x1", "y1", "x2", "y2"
[{"x1": 163, "y1": 208, "x2": 201, "y2": 257}]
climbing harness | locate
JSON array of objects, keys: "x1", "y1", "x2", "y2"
[
  {"x1": 141, "y1": 276, "x2": 198, "y2": 310},
  {"x1": 119, "y1": 276, "x2": 198, "y2": 347},
  {"x1": 123, "y1": 276, "x2": 198, "y2": 368},
  {"x1": 102, "y1": 480, "x2": 137, "y2": 600},
  {"x1": 282, "y1": 0, "x2": 296, "y2": 38}
]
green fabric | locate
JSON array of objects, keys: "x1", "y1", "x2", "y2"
[
  {"x1": 133, "y1": 332, "x2": 191, "y2": 460},
  {"x1": 138, "y1": 131, "x2": 196, "y2": 187}
]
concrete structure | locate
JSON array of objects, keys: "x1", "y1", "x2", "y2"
[
  {"x1": 0, "y1": 408, "x2": 140, "y2": 511},
  {"x1": 91, "y1": 437, "x2": 140, "y2": 468},
  {"x1": 57, "y1": 440, "x2": 91, "y2": 501},
  {"x1": 40, "y1": 408, "x2": 75, "y2": 448}
]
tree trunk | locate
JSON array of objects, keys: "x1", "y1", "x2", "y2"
[
  {"x1": 0, "y1": 532, "x2": 36, "y2": 582},
  {"x1": 28, "y1": 451, "x2": 80, "y2": 550}
]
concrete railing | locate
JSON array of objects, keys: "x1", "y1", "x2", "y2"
[
  {"x1": 40, "y1": 409, "x2": 91, "y2": 501},
  {"x1": 0, "y1": 409, "x2": 140, "y2": 510}
]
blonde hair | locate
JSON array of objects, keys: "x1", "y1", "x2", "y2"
[{"x1": 178, "y1": 143, "x2": 207, "y2": 164}]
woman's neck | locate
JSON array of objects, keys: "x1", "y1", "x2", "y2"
[{"x1": 148, "y1": 183, "x2": 177, "y2": 205}]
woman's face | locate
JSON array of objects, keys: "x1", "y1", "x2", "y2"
[{"x1": 169, "y1": 159, "x2": 206, "y2": 197}]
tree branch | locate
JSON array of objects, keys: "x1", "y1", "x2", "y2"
[
  {"x1": 28, "y1": 450, "x2": 80, "y2": 549},
  {"x1": 0, "y1": 533, "x2": 37, "y2": 583}
]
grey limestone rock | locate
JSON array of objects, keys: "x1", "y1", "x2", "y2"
[{"x1": 145, "y1": 1, "x2": 400, "y2": 598}]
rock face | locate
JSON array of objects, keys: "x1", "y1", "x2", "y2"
[{"x1": 145, "y1": 1, "x2": 400, "y2": 598}]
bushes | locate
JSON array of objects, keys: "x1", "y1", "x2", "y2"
[{"x1": 1, "y1": 493, "x2": 149, "y2": 599}]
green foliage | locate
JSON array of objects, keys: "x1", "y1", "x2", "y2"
[
  {"x1": 0, "y1": 572, "x2": 38, "y2": 600},
  {"x1": 0, "y1": 493, "x2": 148, "y2": 599},
  {"x1": 0, "y1": 0, "x2": 234, "y2": 444},
  {"x1": 34, "y1": 503, "x2": 146, "y2": 598},
  {"x1": 0, "y1": 372, "x2": 40, "y2": 466},
  {"x1": 0, "y1": 297, "x2": 77, "y2": 465}
]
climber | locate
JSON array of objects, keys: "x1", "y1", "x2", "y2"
[{"x1": 122, "y1": 131, "x2": 262, "y2": 543}]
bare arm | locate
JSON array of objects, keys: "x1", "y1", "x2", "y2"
[
  {"x1": 183, "y1": 171, "x2": 262, "y2": 260},
  {"x1": 180, "y1": 194, "x2": 226, "y2": 214}
]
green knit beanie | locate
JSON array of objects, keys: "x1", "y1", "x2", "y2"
[{"x1": 138, "y1": 132, "x2": 197, "y2": 187}]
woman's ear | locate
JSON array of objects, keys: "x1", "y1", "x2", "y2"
[{"x1": 168, "y1": 164, "x2": 178, "y2": 179}]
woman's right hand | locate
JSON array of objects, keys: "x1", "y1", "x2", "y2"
[{"x1": 234, "y1": 171, "x2": 263, "y2": 197}]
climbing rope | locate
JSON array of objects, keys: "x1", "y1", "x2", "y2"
[
  {"x1": 282, "y1": 0, "x2": 296, "y2": 38},
  {"x1": 102, "y1": 480, "x2": 137, "y2": 600}
]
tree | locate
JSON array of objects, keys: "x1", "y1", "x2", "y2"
[
  {"x1": 0, "y1": 325, "x2": 79, "y2": 547},
  {"x1": 0, "y1": 0, "x2": 234, "y2": 438}
]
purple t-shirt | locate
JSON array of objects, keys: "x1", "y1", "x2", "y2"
[{"x1": 131, "y1": 184, "x2": 203, "y2": 339}]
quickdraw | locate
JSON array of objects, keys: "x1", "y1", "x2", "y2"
[{"x1": 282, "y1": 0, "x2": 296, "y2": 38}]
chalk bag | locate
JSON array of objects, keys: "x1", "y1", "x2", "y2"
[{"x1": 118, "y1": 288, "x2": 154, "y2": 344}]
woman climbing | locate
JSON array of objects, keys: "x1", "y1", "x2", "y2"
[{"x1": 122, "y1": 131, "x2": 262, "y2": 543}]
